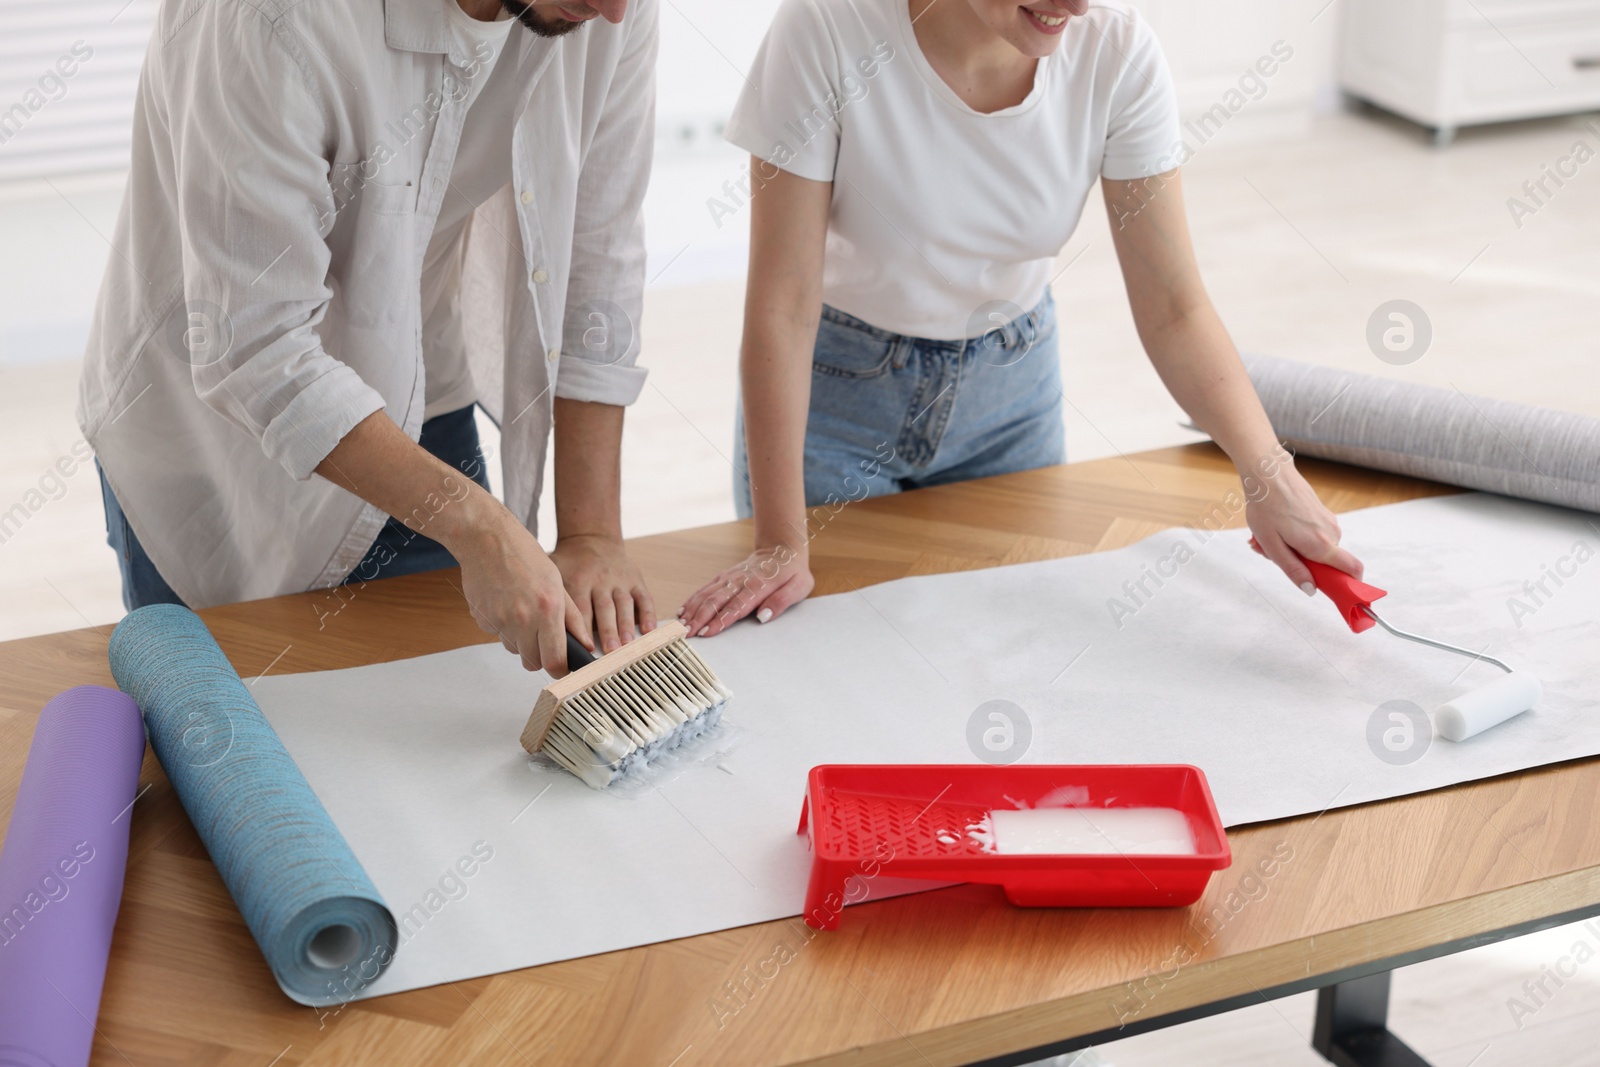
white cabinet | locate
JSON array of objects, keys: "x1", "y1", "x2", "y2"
[{"x1": 1340, "y1": 0, "x2": 1600, "y2": 144}]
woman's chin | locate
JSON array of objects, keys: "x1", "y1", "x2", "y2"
[{"x1": 1009, "y1": 33, "x2": 1064, "y2": 60}]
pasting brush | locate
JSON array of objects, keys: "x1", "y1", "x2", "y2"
[
  {"x1": 1303, "y1": 557, "x2": 1541, "y2": 741},
  {"x1": 519, "y1": 620, "x2": 733, "y2": 788}
]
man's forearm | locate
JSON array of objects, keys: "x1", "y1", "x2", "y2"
[
  {"x1": 552, "y1": 397, "x2": 625, "y2": 542},
  {"x1": 313, "y1": 409, "x2": 498, "y2": 552}
]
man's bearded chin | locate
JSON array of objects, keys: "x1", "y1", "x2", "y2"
[{"x1": 500, "y1": 0, "x2": 589, "y2": 36}]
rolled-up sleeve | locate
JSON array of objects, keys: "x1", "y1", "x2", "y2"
[
  {"x1": 555, "y1": 0, "x2": 656, "y2": 406},
  {"x1": 164, "y1": 5, "x2": 385, "y2": 480}
]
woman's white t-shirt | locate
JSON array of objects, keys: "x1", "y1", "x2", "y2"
[{"x1": 725, "y1": 0, "x2": 1182, "y2": 341}]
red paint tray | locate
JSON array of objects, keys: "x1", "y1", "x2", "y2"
[{"x1": 797, "y1": 764, "x2": 1232, "y2": 929}]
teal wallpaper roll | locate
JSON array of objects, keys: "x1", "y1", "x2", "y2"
[{"x1": 107, "y1": 605, "x2": 396, "y2": 1006}]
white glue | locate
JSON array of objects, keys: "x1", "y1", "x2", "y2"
[{"x1": 978, "y1": 807, "x2": 1197, "y2": 856}]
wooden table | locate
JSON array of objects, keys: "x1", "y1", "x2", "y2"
[{"x1": 3, "y1": 444, "x2": 1598, "y2": 1067}]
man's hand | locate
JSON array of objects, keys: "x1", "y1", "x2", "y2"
[
  {"x1": 551, "y1": 533, "x2": 656, "y2": 653},
  {"x1": 548, "y1": 397, "x2": 654, "y2": 653},
  {"x1": 314, "y1": 411, "x2": 594, "y2": 676},
  {"x1": 450, "y1": 500, "x2": 594, "y2": 674},
  {"x1": 1245, "y1": 461, "x2": 1364, "y2": 592},
  {"x1": 679, "y1": 545, "x2": 815, "y2": 636}
]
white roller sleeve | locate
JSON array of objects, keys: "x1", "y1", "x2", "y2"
[{"x1": 1434, "y1": 673, "x2": 1543, "y2": 742}]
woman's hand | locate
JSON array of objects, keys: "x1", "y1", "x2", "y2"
[
  {"x1": 678, "y1": 545, "x2": 815, "y2": 637},
  {"x1": 1245, "y1": 461, "x2": 1364, "y2": 592},
  {"x1": 550, "y1": 533, "x2": 657, "y2": 654}
]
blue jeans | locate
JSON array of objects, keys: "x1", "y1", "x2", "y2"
[
  {"x1": 733, "y1": 292, "x2": 1064, "y2": 516},
  {"x1": 99, "y1": 404, "x2": 493, "y2": 610}
]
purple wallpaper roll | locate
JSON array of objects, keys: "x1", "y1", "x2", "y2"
[{"x1": 0, "y1": 685, "x2": 146, "y2": 1067}]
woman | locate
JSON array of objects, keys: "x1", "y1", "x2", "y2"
[{"x1": 680, "y1": 0, "x2": 1361, "y2": 635}]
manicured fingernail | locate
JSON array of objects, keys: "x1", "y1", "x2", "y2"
[
  {"x1": 697, "y1": 626, "x2": 709, "y2": 637},
  {"x1": 757, "y1": 607, "x2": 773, "y2": 623},
  {"x1": 1300, "y1": 582, "x2": 1316, "y2": 597}
]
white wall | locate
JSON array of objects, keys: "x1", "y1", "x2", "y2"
[{"x1": 655, "y1": 0, "x2": 781, "y2": 153}]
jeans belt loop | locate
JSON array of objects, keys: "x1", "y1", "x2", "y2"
[
  {"x1": 1025, "y1": 299, "x2": 1045, "y2": 342},
  {"x1": 891, "y1": 334, "x2": 911, "y2": 371}
]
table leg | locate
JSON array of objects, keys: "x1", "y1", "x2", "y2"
[{"x1": 1311, "y1": 971, "x2": 1432, "y2": 1067}]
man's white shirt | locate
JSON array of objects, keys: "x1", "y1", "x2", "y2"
[
  {"x1": 423, "y1": 0, "x2": 516, "y2": 421},
  {"x1": 78, "y1": 0, "x2": 656, "y2": 607}
]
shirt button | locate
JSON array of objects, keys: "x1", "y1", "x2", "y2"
[
  {"x1": 520, "y1": 190, "x2": 534, "y2": 205},
  {"x1": 532, "y1": 268, "x2": 549, "y2": 283},
  {"x1": 546, "y1": 348, "x2": 560, "y2": 363}
]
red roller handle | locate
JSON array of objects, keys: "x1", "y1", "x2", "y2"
[
  {"x1": 1251, "y1": 537, "x2": 1387, "y2": 633},
  {"x1": 1302, "y1": 557, "x2": 1388, "y2": 633}
]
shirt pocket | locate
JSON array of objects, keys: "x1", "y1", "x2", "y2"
[
  {"x1": 323, "y1": 168, "x2": 419, "y2": 332},
  {"x1": 812, "y1": 311, "x2": 896, "y2": 380},
  {"x1": 360, "y1": 179, "x2": 417, "y2": 216},
  {"x1": 326, "y1": 164, "x2": 418, "y2": 221}
]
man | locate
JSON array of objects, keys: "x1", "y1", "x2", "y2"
[{"x1": 79, "y1": 0, "x2": 658, "y2": 675}]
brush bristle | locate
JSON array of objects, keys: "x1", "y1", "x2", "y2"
[{"x1": 539, "y1": 636, "x2": 732, "y2": 789}]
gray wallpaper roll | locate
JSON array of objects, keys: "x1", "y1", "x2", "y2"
[{"x1": 1243, "y1": 355, "x2": 1600, "y2": 514}]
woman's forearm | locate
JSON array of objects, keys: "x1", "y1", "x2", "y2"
[
  {"x1": 1104, "y1": 172, "x2": 1361, "y2": 587},
  {"x1": 676, "y1": 162, "x2": 832, "y2": 635},
  {"x1": 1139, "y1": 304, "x2": 1288, "y2": 481},
  {"x1": 1102, "y1": 172, "x2": 1290, "y2": 486},
  {"x1": 742, "y1": 314, "x2": 817, "y2": 554},
  {"x1": 739, "y1": 159, "x2": 833, "y2": 556}
]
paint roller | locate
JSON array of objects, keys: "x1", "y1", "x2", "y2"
[
  {"x1": 1234, "y1": 356, "x2": 1572, "y2": 740},
  {"x1": 1302, "y1": 557, "x2": 1540, "y2": 741}
]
